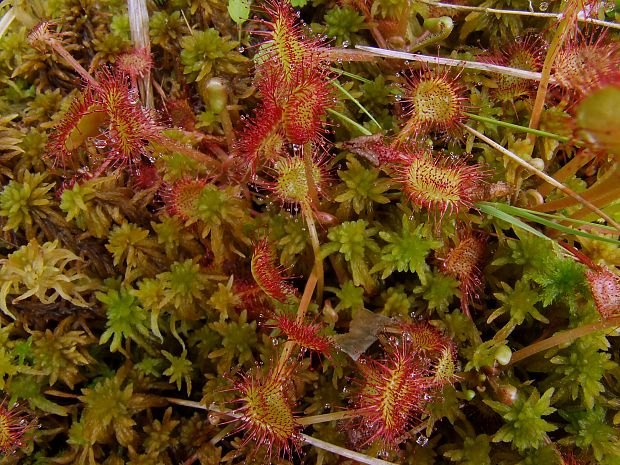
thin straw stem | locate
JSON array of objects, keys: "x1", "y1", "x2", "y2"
[
  {"x1": 275, "y1": 272, "x2": 318, "y2": 374},
  {"x1": 462, "y1": 124, "x2": 620, "y2": 233},
  {"x1": 355, "y1": 45, "x2": 553, "y2": 82},
  {"x1": 297, "y1": 409, "x2": 364, "y2": 426},
  {"x1": 509, "y1": 316, "x2": 620, "y2": 365},
  {"x1": 526, "y1": 0, "x2": 574, "y2": 144},
  {"x1": 0, "y1": 7, "x2": 16, "y2": 40},
  {"x1": 127, "y1": 0, "x2": 154, "y2": 108},
  {"x1": 418, "y1": 1, "x2": 620, "y2": 30},
  {"x1": 301, "y1": 434, "x2": 399, "y2": 465},
  {"x1": 208, "y1": 404, "x2": 398, "y2": 465}
]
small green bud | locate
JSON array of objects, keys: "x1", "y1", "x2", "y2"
[
  {"x1": 463, "y1": 389, "x2": 476, "y2": 401},
  {"x1": 202, "y1": 78, "x2": 228, "y2": 114},
  {"x1": 494, "y1": 345, "x2": 512, "y2": 366}
]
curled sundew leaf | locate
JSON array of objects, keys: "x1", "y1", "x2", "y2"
[
  {"x1": 231, "y1": 363, "x2": 301, "y2": 460},
  {"x1": 251, "y1": 238, "x2": 299, "y2": 303}
]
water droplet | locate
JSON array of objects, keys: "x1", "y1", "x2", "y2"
[
  {"x1": 237, "y1": 46, "x2": 245, "y2": 53},
  {"x1": 416, "y1": 435, "x2": 429, "y2": 446},
  {"x1": 539, "y1": 1, "x2": 549, "y2": 10},
  {"x1": 394, "y1": 94, "x2": 402, "y2": 102},
  {"x1": 272, "y1": 338, "x2": 279, "y2": 345},
  {"x1": 605, "y1": 1, "x2": 615, "y2": 12},
  {"x1": 93, "y1": 138, "x2": 107, "y2": 149},
  {"x1": 342, "y1": 40, "x2": 350, "y2": 48}
]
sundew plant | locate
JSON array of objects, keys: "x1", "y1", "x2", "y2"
[{"x1": 0, "y1": 0, "x2": 619, "y2": 463}]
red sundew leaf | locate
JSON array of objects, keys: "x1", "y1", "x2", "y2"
[
  {"x1": 272, "y1": 313, "x2": 334, "y2": 359},
  {"x1": 234, "y1": 103, "x2": 286, "y2": 172},
  {"x1": 282, "y1": 70, "x2": 333, "y2": 145},
  {"x1": 400, "y1": 320, "x2": 452, "y2": 356},
  {"x1": 400, "y1": 65, "x2": 469, "y2": 140},
  {"x1": 559, "y1": 243, "x2": 620, "y2": 319},
  {"x1": 439, "y1": 231, "x2": 487, "y2": 317},
  {"x1": 255, "y1": 0, "x2": 325, "y2": 83},
  {"x1": 47, "y1": 66, "x2": 165, "y2": 174},
  {"x1": 46, "y1": 88, "x2": 107, "y2": 169},
  {"x1": 400, "y1": 320, "x2": 459, "y2": 387},
  {"x1": 95, "y1": 68, "x2": 164, "y2": 170},
  {"x1": 165, "y1": 98, "x2": 197, "y2": 132},
  {"x1": 264, "y1": 153, "x2": 327, "y2": 209},
  {"x1": 394, "y1": 149, "x2": 487, "y2": 220},
  {"x1": 553, "y1": 31, "x2": 620, "y2": 98},
  {"x1": 0, "y1": 399, "x2": 36, "y2": 454},
  {"x1": 352, "y1": 338, "x2": 432, "y2": 448},
  {"x1": 251, "y1": 238, "x2": 299, "y2": 303},
  {"x1": 231, "y1": 364, "x2": 301, "y2": 460},
  {"x1": 165, "y1": 178, "x2": 207, "y2": 221},
  {"x1": 479, "y1": 34, "x2": 547, "y2": 102},
  {"x1": 116, "y1": 47, "x2": 153, "y2": 81},
  {"x1": 586, "y1": 266, "x2": 620, "y2": 319}
]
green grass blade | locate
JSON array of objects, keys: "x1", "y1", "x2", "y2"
[
  {"x1": 327, "y1": 108, "x2": 373, "y2": 136},
  {"x1": 331, "y1": 80, "x2": 382, "y2": 130},
  {"x1": 478, "y1": 202, "x2": 620, "y2": 245},
  {"x1": 465, "y1": 112, "x2": 570, "y2": 143},
  {"x1": 522, "y1": 209, "x2": 617, "y2": 232},
  {"x1": 329, "y1": 67, "x2": 372, "y2": 83},
  {"x1": 477, "y1": 202, "x2": 551, "y2": 241}
]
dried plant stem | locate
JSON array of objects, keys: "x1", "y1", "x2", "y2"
[
  {"x1": 355, "y1": 45, "x2": 551, "y2": 81},
  {"x1": 509, "y1": 316, "x2": 620, "y2": 365},
  {"x1": 533, "y1": 161, "x2": 620, "y2": 212},
  {"x1": 419, "y1": 1, "x2": 620, "y2": 30},
  {"x1": 527, "y1": 2, "x2": 574, "y2": 142},
  {"x1": 47, "y1": 38, "x2": 99, "y2": 89},
  {"x1": 303, "y1": 142, "x2": 320, "y2": 207},
  {"x1": 0, "y1": 7, "x2": 16, "y2": 40},
  {"x1": 301, "y1": 434, "x2": 399, "y2": 465},
  {"x1": 275, "y1": 272, "x2": 318, "y2": 374},
  {"x1": 462, "y1": 124, "x2": 620, "y2": 232},
  {"x1": 207, "y1": 404, "x2": 396, "y2": 465},
  {"x1": 297, "y1": 409, "x2": 364, "y2": 426},
  {"x1": 127, "y1": 0, "x2": 154, "y2": 108},
  {"x1": 321, "y1": 47, "x2": 379, "y2": 62},
  {"x1": 182, "y1": 453, "x2": 198, "y2": 465},
  {"x1": 45, "y1": 389, "x2": 80, "y2": 399},
  {"x1": 209, "y1": 424, "x2": 236, "y2": 445},
  {"x1": 303, "y1": 207, "x2": 324, "y2": 303},
  {"x1": 165, "y1": 397, "x2": 206, "y2": 409},
  {"x1": 220, "y1": 106, "x2": 235, "y2": 150},
  {"x1": 537, "y1": 151, "x2": 595, "y2": 197}
]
